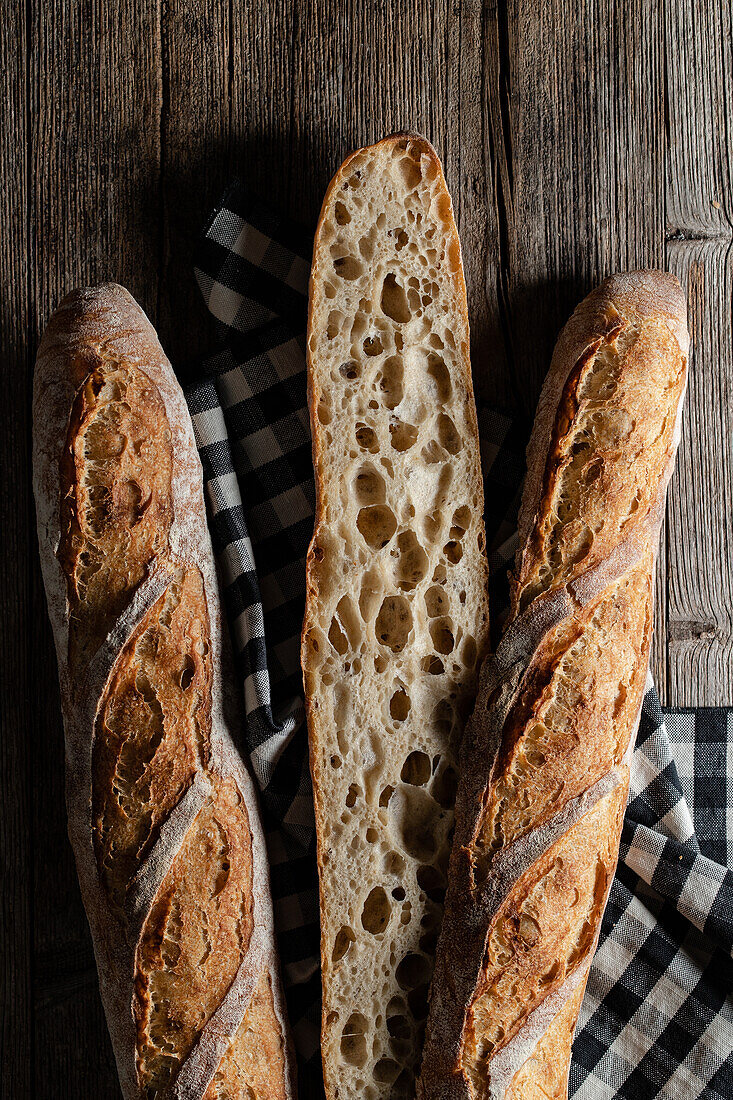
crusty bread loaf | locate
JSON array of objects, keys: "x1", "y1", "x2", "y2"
[
  {"x1": 33, "y1": 284, "x2": 294, "y2": 1100},
  {"x1": 302, "y1": 134, "x2": 490, "y2": 1100},
  {"x1": 417, "y1": 272, "x2": 689, "y2": 1100}
]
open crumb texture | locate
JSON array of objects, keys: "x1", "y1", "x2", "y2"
[{"x1": 303, "y1": 134, "x2": 490, "y2": 1100}]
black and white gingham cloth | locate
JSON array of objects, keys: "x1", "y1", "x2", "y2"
[{"x1": 185, "y1": 184, "x2": 733, "y2": 1100}]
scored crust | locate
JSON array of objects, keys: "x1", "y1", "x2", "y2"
[
  {"x1": 417, "y1": 271, "x2": 689, "y2": 1100},
  {"x1": 302, "y1": 134, "x2": 490, "y2": 1099},
  {"x1": 32, "y1": 284, "x2": 294, "y2": 1100}
]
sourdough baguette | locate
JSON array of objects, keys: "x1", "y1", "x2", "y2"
[
  {"x1": 418, "y1": 272, "x2": 689, "y2": 1100},
  {"x1": 33, "y1": 285, "x2": 294, "y2": 1100},
  {"x1": 302, "y1": 134, "x2": 490, "y2": 1099}
]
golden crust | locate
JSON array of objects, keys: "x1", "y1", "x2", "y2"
[
  {"x1": 33, "y1": 285, "x2": 294, "y2": 1100},
  {"x1": 92, "y1": 566, "x2": 213, "y2": 910},
  {"x1": 417, "y1": 272, "x2": 688, "y2": 1100}
]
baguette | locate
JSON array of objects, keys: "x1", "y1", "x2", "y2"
[
  {"x1": 417, "y1": 272, "x2": 689, "y2": 1100},
  {"x1": 302, "y1": 134, "x2": 490, "y2": 1100},
  {"x1": 33, "y1": 284, "x2": 294, "y2": 1100}
]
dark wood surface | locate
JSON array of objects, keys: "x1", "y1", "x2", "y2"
[{"x1": 3, "y1": 1, "x2": 731, "y2": 1096}]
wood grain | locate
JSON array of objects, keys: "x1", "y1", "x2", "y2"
[
  {"x1": 3, "y1": 0, "x2": 731, "y2": 1095},
  {"x1": 1, "y1": 7, "x2": 32, "y2": 1099},
  {"x1": 664, "y1": 0, "x2": 733, "y2": 706}
]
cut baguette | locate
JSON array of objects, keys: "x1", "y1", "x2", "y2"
[{"x1": 302, "y1": 134, "x2": 490, "y2": 1100}]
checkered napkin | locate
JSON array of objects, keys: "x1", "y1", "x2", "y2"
[{"x1": 184, "y1": 184, "x2": 733, "y2": 1100}]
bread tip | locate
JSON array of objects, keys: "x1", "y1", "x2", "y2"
[{"x1": 597, "y1": 269, "x2": 689, "y2": 357}]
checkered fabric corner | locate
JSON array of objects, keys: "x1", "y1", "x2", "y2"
[{"x1": 185, "y1": 182, "x2": 733, "y2": 1099}]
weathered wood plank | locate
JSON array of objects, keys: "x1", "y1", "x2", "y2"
[
  {"x1": 499, "y1": 0, "x2": 665, "y2": 409},
  {"x1": 225, "y1": 0, "x2": 298, "y2": 270},
  {"x1": 157, "y1": 0, "x2": 232, "y2": 367},
  {"x1": 494, "y1": 0, "x2": 669, "y2": 694},
  {"x1": 454, "y1": 2, "x2": 512, "y2": 412},
  {"x1": 665, "y1": 241, "x2": 733, "y2": 707},
  {"x1": 664, "y1": 0, "x2": 733, "y2": 707},
  {"x1": 0, "y1": 8, "x2": 32, "y2": 1099},
  {"x1": 29, "y1": 0, "x2": 163, "y2": 1094}
]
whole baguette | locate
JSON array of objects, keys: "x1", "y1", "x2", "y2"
[
  {"x1": 418, "y1": 271, "x2": 689, "y2": 1100},
  {"x1": 302, "y1": 134, "x2": 490, "y2": 1099},
  {"x1": 33, "y1": 284, "x2": 294, "y2": 1100}
]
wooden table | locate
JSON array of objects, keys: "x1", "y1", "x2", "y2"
[{"x1": 3, "y1": 2, "x2": 731, "y2": 1095}]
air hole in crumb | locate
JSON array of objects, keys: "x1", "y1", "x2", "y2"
[
  {"x1": 417, "y1": 864, "x2": 445, "y2": 904},
  {"x1": 346, "y1": 784, "x2": 360, "y2": 808},
  {"x1": 392, "y1": 886, "x2": 406, "y2": 901},
  {"x1": 438, "y1": 413, "x2": 461, "y2": 454},
  {"x1": 339, "y1": 361, "x2": 361, "y2": 380},
  {"x1": 332, "y1": 925, "x2": 356, "y2": 961},
  {"x1": 462, "y1": 635, "x2": 477, "y2": 667},
  {"x1": 333, "y1": 255, "x2": 364, "y2": 281},
  {"x1": 383, "y1": 849, "x2": 404, "y2": 875},
  {"x1": 334, "y1": 201, "x2": 351, "y2": 225},
  {"x1": 331, "y1": 755, "x2": 341, "y2": 769},
  {"x1": 427, "y1": 355, "x2": 452, "y2": 402},
  {"x1": 401, "y1": 751, "x2": 431, "y2": 786},
  {"x1": 425, "y1": 585, "x2": 447, "y2": 618},
  {"x1": 424, "y1": 516, "x2": 444, "y2": 549},
  {"x1": 396, "y1": 952, "x2": 431, "y2": 990},
  {"x1": 399, "y1": 157, "x2": 422, "y2": 190},
  {"x1": 355, "y1": 423, "x2": 379, "y2": 453},
  {"x1": 379, "y1": 786, "x2": 395, "y2": 808},
  {"x1": 328, "y1": 616, "x2": 348, "y2": 655},
  {"x1": 358, "y1": 235, "x2": 375, "y2": 262},
  {"x1": 357, "y1": 505, "x2": 397, "y2": 549},
  {"x1": 429, "y1": 618, "x2": 455, "y2": 654},
  {"x1": 381, "y1": 274, "x2": 411, "y2": 324},
  {"x1": 389, "y1": 786, "x2": 442, "y2": 861},
  {"x1": 420, "y1": 926, "x2": 439, "y2": 956},
  {"x1": 444, "y1": 540, "x2": 463, "y2": 564},
  {"x1": 377, "y1": 356, "x2": 404, "y2": 409},
  {"x1": 422, "y1": 654, "x2": 444, "y2": 675},
  {"x1": 452, "y1": 505, "x2": 471, "y2": 532},
  {"x1": 421, "y1": 439, "x2": 443, "y2": 465},
  {"x1": 353, "y1": 465, "x2": 386, "y2": 505},
  {"x1": 363, "y1": 335, "x2": 383, "y2": 356},
  {"x1": 390, "y1": 688, "x2": 411, "y2": 722},
  {"x1": 433, "y1": 765, "x2": 459, "y2": 809},
  {"x1": 341, "y1": 1013, "x2": 368, "y2": 1067},
  {"x1": 389, "y1": 420, "x2": 418, "y2": 451},
  {"x1": 393, "y1": 530, "x2": 428, "y2": 590},
  {"x1": 327, "y1": 311, "x2": 344, "y2": 339},
  {"x1": 362, "y1": 887, "x2": 390, "y2": 934},
  {"x1": 366, "y1": 827, "x2": 379, "y2": 843},
  {"x1": 376, "y1": 596, "x2": 412, "y2": 652},
  {"x1": 373, "y1": 1058, "x2": 401, "y2": 1085},
  {"x1": 359, "y1": 567, "x2": 382, "y2": 622},
  {"x1": 408, "y1": 984, "x2": 430, "y2": 1020},
  {"x1": 387, "y1": 1012, "x2": 411, "y2": 1041}
]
